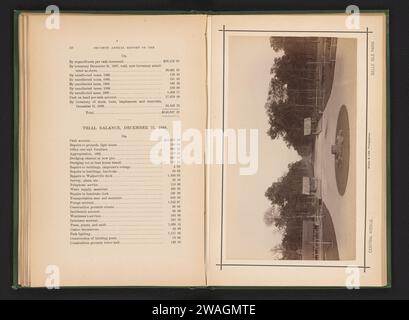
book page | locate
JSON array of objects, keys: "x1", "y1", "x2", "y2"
[
  {"x1": 21, "y1": 13, "x2": 207, "y2": 287},
  {"x1": 206, "y1": 13, "x2": 387, "y2": 287}
]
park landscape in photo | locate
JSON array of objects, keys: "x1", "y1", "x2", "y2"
[{"x1": 225, "y1": 36, "x2": 357, "y2": 261}]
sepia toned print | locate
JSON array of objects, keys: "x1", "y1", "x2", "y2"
[{"x1": 225, "y1": 36, "x2": 357, "y2": 261}]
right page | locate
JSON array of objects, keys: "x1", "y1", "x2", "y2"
[{"x1": 206, "y1": 13, "x2": 387, "y2": 287}]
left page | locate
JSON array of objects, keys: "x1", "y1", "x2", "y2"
[{"x1": 19, "y1": 13, "x2": 207, "y2": 287}]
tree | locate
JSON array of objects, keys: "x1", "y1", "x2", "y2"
[
  {"x1": 265, "y1": 160, "x2": 311, "y2": 206},
  {"x1": 267, "y1": 76, "x2": 287, "y2": 104},
  {"x1": 269, "y1": 37, "x2": 286, "y2": 52},
  {"x1": 270, "y1": 244, "x2": 284, "y2": 260},
  {"x1": 265, "y1": 37, "x2": 321, "y2": 156},
  {"x1": 265, "y1": 99, "x2": 314, "y2": 154}
]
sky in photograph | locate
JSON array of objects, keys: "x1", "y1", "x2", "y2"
[{"x1": 225, "y1": 36, "x2": 301, "y2": 260}]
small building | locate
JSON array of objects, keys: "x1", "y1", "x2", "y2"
[
  {"x1": 304, "y1": 117, "x2": 322, "y2": 136},
  {"x1": 302, "y1": 176, "x2": 322, "y2": 199}
]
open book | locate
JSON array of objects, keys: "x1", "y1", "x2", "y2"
[{"x1": 15, "y1": 11, "x2": 389, "y2": 288}]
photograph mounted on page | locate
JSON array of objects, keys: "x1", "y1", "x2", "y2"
[{"x1": 224, "y1": 36, "x2": 357, "y2": 261}]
